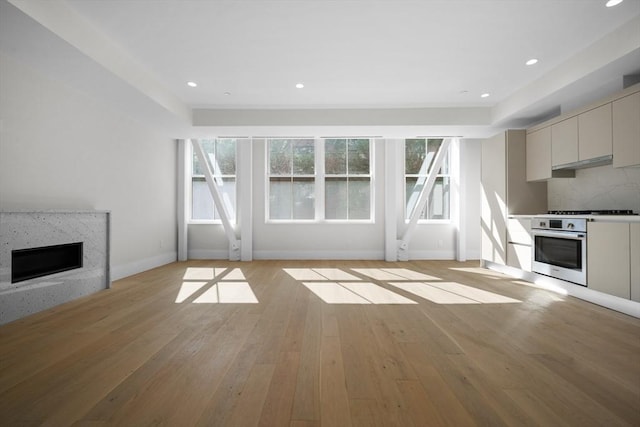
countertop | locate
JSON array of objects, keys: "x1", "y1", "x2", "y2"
[{"x1": 508, "y1": 214, "x2": 640, "y2": 223}]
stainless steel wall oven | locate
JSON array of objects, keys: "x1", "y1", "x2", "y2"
[{"x1": 531, "y1": 217, "x2": 587, "y2": 286}]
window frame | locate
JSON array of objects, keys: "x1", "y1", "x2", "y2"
[
  {"x1": 189, "y1": 138, "x2": 238, "y2": 225},
  {"x1": 265, "y1": 137, "x2": 374, "y2": 224},
  {"x1": 322, "y1": 138, "x2": 374, "y2": 223},
  {"x1": 265, "y1": 138, "x2": 318, "y2": 222},
  {"x1": 403, "y1": 138, "x2": 452, "y2": 224}
]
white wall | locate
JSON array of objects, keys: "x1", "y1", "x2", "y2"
[
  {"x1": 461, "y1": 139, "x2": 482, "y2": 259},
  {"x1": 0, "y1": 53, "x2": 177, "y2": 279},
  {"x1": 186, "y1": 137, "x2": 482, "y2": 260}
]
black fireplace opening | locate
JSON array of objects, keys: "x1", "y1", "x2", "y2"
[{"x1": 11, "y1": 242, "x2": 83, "y2": 283}]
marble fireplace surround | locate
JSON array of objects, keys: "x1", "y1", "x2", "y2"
[{"x1": 0, "y1": 211, "x2": 111, "y2": 325}]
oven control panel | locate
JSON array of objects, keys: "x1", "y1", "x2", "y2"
[{"x1": 531, "y1": 217, "x2": 587, "y2": 232}]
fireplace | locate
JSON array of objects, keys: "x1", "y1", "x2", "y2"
[
  {"x1": 12, "y1": 242, "x2": 83, "y2": 283},
  {"x1": 1, "y1": 211, "x2": 111, "y2": 325}
]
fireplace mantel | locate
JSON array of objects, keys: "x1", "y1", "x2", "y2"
[{"x1": 0, "y1": 211, "x2": 111, "y2": 324}]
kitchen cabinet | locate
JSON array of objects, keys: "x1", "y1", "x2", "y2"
[
  {"x1": 482, "y1": 130, "x2": 546, "y2": 266},
  {"x1": 631, "y1": 223, "x2": 640, "y2": 302},
  {"x1": 506, "y1": 218, "x2": 533, "y2": 272},
  {"x1": 526, "y1": 127, "x2": 552, "y2": 181},
  {"x1": 551, "y1": 116, "x2": 578, "y2": 166},
  {"x1": 578, "y1": 103, "x2": 612, "y2": 161},
  {"x1": 587, "y1": 222, "x2": 630, "y2": 299},
  {"x1": 612, "y1": 91, "x2": 640, "y2": 168}
]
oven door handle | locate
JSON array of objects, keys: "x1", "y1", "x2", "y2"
[{"x1": 532, "y1": 230, "x2": 586, "y2": 240}]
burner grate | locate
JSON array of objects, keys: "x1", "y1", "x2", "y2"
[{"x1": 547, "y1": 210, "x2": 635, "y2": 215}]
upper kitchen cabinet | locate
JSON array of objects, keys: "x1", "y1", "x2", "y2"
[
  {"x1": 526, "y1": 84, "x2": 640, "y2": 173},
  {"x1": 612, "y1": 91, "x2": 640, "y2": 168},
  {"x1": 551, "y1": 116, "x2": 578, "y2": 167},
  {"x1": 527, "y1": 126, "x2": 575, "y2": 182},
  {"x1": 482, "y1": 130, "x2": 547, "y2": 266},
  {"x1": 526, "y1": 127, "x2": 552, "y2": 181},
  {"x1": 578, "y1": 103, "x2": 612, "y2": 161}
]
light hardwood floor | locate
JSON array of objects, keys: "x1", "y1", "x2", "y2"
[{"x1": 1, "y1": 260, "x2": 638, "y2": 426}]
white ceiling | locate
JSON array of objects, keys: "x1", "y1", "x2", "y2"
[{"x1": 2, "y1": 0, "x2": 640, "y2": 137}]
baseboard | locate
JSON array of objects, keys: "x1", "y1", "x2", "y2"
[
  {"x1": 408, "y1": 250, "x2": 456, "y2": 260},
  {"x1": 253, "y1": 250, "x2": 384, "y2": 260},
  {"x1": 111, "y1": 251, "x2": 177, "y2": 281},
  {"x1": 188, "y1": 249, "x2": 229, "y2": 260}
]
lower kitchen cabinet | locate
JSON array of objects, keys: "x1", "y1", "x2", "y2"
[
  {"x1": 507, "y1": 243, "x2": 532, "y2": 272},
  {"x1": 587, "y1": 222, "x2": 630, "y2": 299}
]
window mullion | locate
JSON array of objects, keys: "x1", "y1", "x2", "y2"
[{"x1": 316, "y1": 137, "x2": 324, "y2": 221}]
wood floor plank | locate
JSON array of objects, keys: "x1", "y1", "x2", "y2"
[
  {"x1": 0, "y1": 259, "x2": 637, "y2": 426},
  {"x1": 320, "y1": 335, "x2": 351, "y2": 427},
  {"x1": 291, "y1": 292, "x2": 322, "y2": 423}
]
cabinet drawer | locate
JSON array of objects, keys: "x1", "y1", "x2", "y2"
[
  {"x1": 507, "y1": 218, "x2": 532, "y2": 245},
  {"x1": 507, "y1": 243, "x2": 532, "y2": 272}
]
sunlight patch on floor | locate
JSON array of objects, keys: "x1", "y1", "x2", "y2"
[
  {"x1": 193, "y1": 282, "x2": 259, "y2": 304},
  {"x1": 350, "y1": 268, "x2": 410, "y2": 281},
  {"x1": 428, "y1": 281, "x2": 521, "y2": 303},
  {"x1": 389, "y1": 281, "x2": 521, "y2": 304},
  {"x1": 182, "y1": 267, "x2": 228, "y2": 280},
  {"x1": 224, "y1": 268, "x2": 246, "y2": 280},
  {"x1": 340, "y1": 282, "x2": 418, "y2": 304},
  {"x1": 176, "y1": 267, "x2": 258, "y2": 304},
  {"x1": 284, "y1": 268, "x2": 361, "y2": 281},
  {"x1": 175, "y1": 282, "x2": 208, "y2": 303},
  {"x1": 379, "y1": 268, "x2": 441, "y2": 281},
  {"x1": 311, "y1": 268, "x2": 361, "y2": 281},
  {"x1": 389, "y1": 282, "x2": 480, "y2": 304},
  {"x1": 302, "y1": 282, "x2": 370, "y2": 304}
]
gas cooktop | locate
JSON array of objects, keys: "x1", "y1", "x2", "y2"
[{"x1": 546, "y1": 210, "x2": 636, "y2": 215}]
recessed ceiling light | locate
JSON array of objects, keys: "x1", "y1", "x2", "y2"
[
  {"x1": 224, "y1": 92, "x2": 231, "y2": 96},
  {"x1": 481, "y1": 93, "x2": 490, "y2": 98},
  {"x1": 526, "y1": 58, "x2": 538, "y2": 66},
  {"x1": 187, "y1": 81, "x2": 197, "y2": 88},
  {"x1": 295, "y1": 83, "x2": 304, "y2": 89},
  {"x1": 606, "y1": 0, "x2": 623, "y2": 7}
]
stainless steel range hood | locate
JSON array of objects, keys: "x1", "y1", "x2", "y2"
[{"x1": 552, "y1": 154, "x2": 613, "y2": 171}]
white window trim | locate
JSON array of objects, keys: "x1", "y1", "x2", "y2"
[
  {"x1": 265, "y1": 137, "x2": 375, "y2": 223},
  {"x1": 188, "y1": 140, "x2": 238, "y2": 225},
  {"x1": 403, "y1": 138, "x2": 453, "y2": 224}
]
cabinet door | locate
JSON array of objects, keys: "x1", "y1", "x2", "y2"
[
  {"x1": 551, "y1": 117, "x2": 578, "y2": 166},
  {"x1": 631, "y1": 223, "x2": 640, "y2": 302},
  {"x1": 507, "y1": 243, "x2": 532, "y2": 272},
  {"x1": 481, "y1": 134, "x2": 507, "y2": 265},
  {"x1": 578, "y1": 103, "x2": 612, "y2": 161},
  {"x1": 526, "y1": 127, "x2": 551, "y2": 182},
  {"x1": 612, "y1": 91, "x2": 640, "y2": 168},
  {"x1": 587, "y1": 222, "x2": 630, "y2": 299}
]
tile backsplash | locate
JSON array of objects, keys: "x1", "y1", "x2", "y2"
[{"x1": 548, "y1": 165, "x2": 640, "y2": 213}]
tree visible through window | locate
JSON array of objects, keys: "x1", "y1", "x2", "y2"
[
  {"x1": 267, "y1": 138, "x2": 372, "y2": 221},
  {"x1": 405, "y1": 138, "x2": 450, "y2": 220},
  {"x1": 268, "y1": 139, "x2": 315, "y2": 220},
  {"x1": 191, "y1": 139, "x2": 236, "y2": 221},
  {"x1": 325, "y1": 139, "x2": 371, "y2": 220}
]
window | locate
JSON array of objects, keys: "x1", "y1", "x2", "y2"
[
  {"x1": 266, "y1": 138, "x2": 373, "y2": 221},
  {"x1": 191, "y1": 139, "x2": 236, "y2": 222},
  {"x1": 404, "y1": 138, "x2": 450, "y2": 220},
  {"x1": 268, "y1": 138, "x2": 315, "y2": 220},
  {"x1": 324, "y1": 139, "x2": 371, "y2": 220}
]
